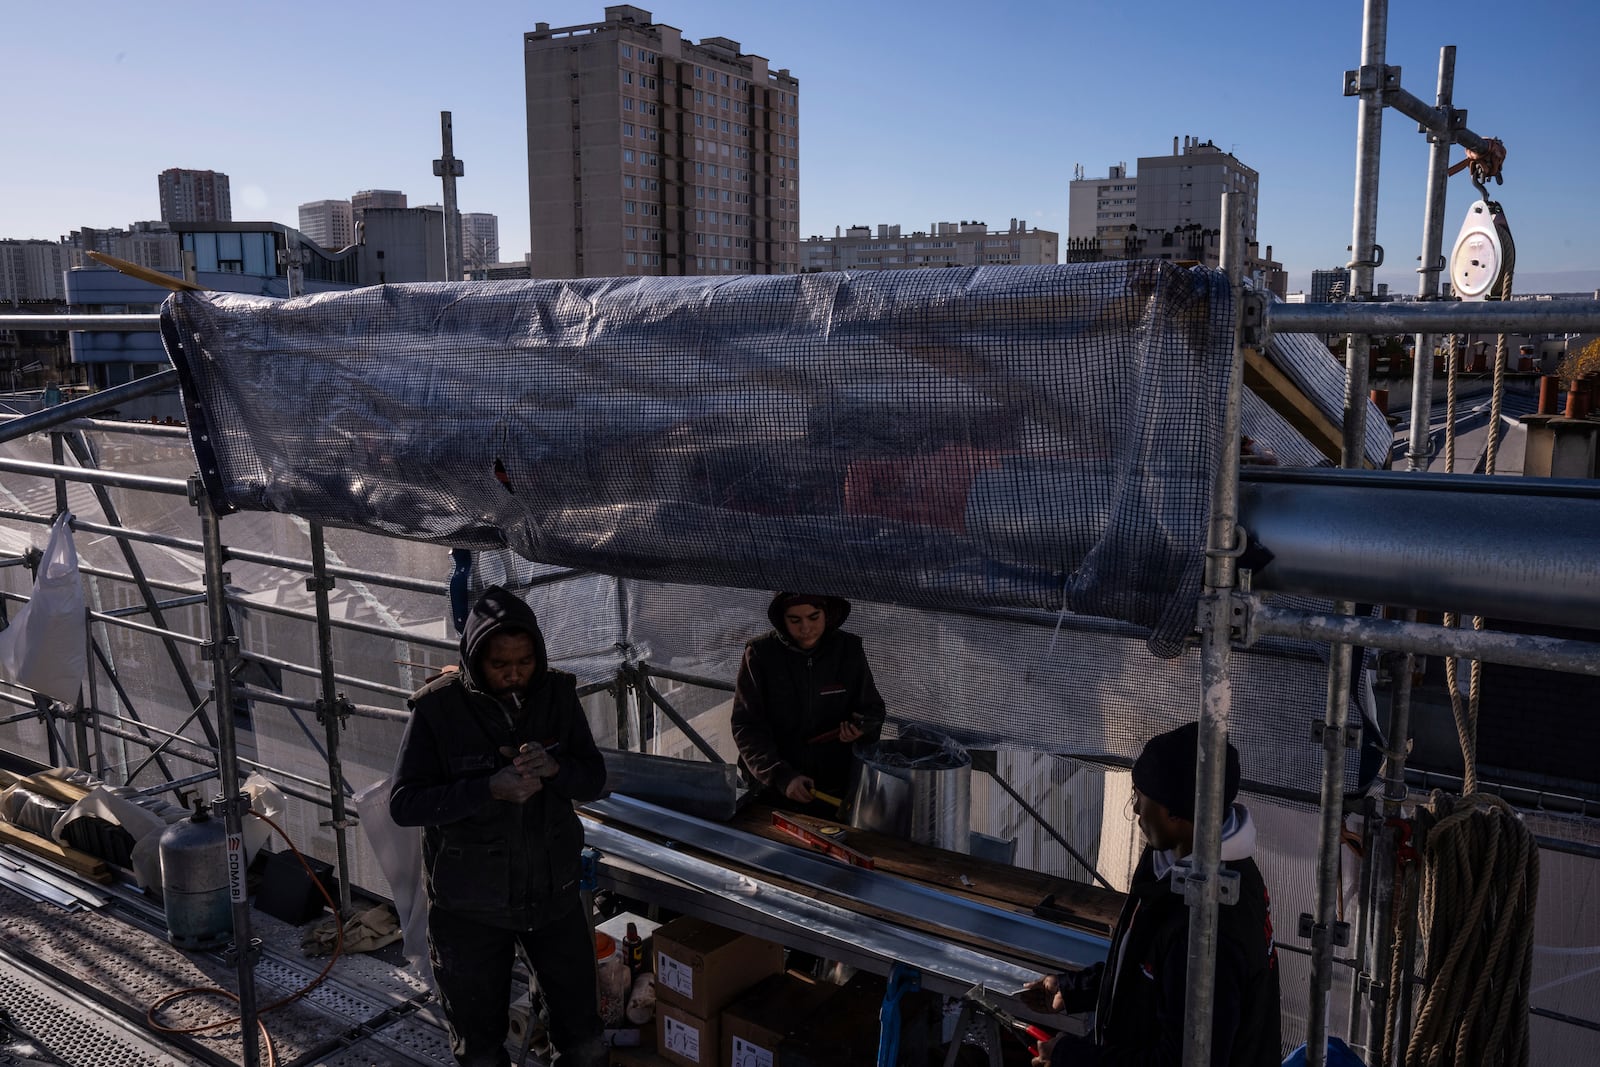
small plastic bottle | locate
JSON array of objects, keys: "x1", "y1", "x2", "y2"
[{"x1": 622, "y1": 921, "x2": 645, "y2": 978}]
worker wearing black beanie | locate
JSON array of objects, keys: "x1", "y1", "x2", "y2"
[
  {"x1": 1131, "y1": 720, "x2": 1241, "y2": 823},
  {"x1": 1027, "y1": 721, "x2": 1280, "y2": 1067}
]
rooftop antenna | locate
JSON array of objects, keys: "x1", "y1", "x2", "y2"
[{"x1": 433, "y1": 111, "x2": 465, "y2": 281}]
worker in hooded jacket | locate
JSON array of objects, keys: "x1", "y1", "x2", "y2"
[
  {"x1": 391, "y1": 585, "x2": 607, "y2": 1067},
  {"x1": 731, "y1": 592, "x2": 886, "y2": 814},
  {"x1": 1025, "y1": 721, "x2": 1281, "y2": 1067}
]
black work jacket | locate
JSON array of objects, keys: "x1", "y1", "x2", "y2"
[
  {"x1": 1057, "y1": 846, "x2": 1281, "y2": 1067},
  {"x1": 730, "y1": 624, "x2": 885, "y2": 799},
  {"x1": 390, "y1": 588, "x2": 606, "y2": 929}
]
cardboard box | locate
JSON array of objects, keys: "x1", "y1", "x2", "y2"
[
  {"x1": 720, "y1": 973, "x2": 841, "y2": 1067},
  {"x1": 652, "y1": 916, "x2": 784, "y2": 1018},
  {"x1": 657, "y1": 1001, "x2": 719, "y2": 1067}
]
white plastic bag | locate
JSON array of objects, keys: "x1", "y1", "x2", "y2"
[{"x1": 0, "y1": 513, "x2": 88, "y2": 703}]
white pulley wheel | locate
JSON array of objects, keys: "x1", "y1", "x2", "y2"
[{"x1": 1449, "y1": 200, "x2": 1503, "y2": 301}]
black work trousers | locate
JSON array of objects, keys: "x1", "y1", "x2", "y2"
[{"x1": 428, "y1": 897, "x2": 604, "y2": 1067}]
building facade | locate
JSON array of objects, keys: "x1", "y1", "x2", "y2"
[
  {"x1": 298, "y1": 199, "x2": 356, "y2": 250},
  {"x1": 1310, "y1": 268, "x2": 1348, "y2": 303},
  {"x1": 157, "y1": 168, "x2": 232, "y2": 223},
  {"x1": 351, "y1": 190, "x2": 408, "y2": 214},
  {"x1": 462, "y1": 212, "x2": 500, "y2": 271},
  {"x1": 61, "y1": 223, "x2": 181, "y2": 273},
  {"x1": 1068, "y1": 137, "x2": 1260, "y2": 266},
  {"x1": 524, "y1": 5, "x2": 799, "y2": 278},
  {"x1": 801, "y1": 220, "x2": 1058, "y2": 272},
  {"x1": 0, "y1": 240, "x2": 71, "y2": 302}
]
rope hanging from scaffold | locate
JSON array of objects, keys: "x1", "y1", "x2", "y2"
[
  {"x1": 1403, "y1": 792, "x2": 1538, "y2": 1067},
  {"x1": 1397, "y1": 144, "x2": 1535, "y2": 1067}
]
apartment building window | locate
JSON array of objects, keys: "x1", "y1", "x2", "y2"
[
  {"x1": 626, "y1": 226, "x2": 636, "y2": 239},
  {"x1": 624, "y1": 176, "x2": 635, "y2": 189},
  {"x1": 627, "y1": 252, "x2": 637, "y2": 265},
  {"x1": 624, "y1": 72, "x2": 633, "y2": 85},
  {"x1": 695, "y1": 66, "x2": 703, "y2": 79},
  {"x1": 624, "y1": 123, "x2": 634, "y2": 137},
  {"x1": 622, "y1": 45, "x2": 633, "y2": 58},
  {"x1": 625, "y1": 201, "x2": 637, "y2": 214},
  {"x1": 624, "y1": 98, "x2": 634, "y2": 111},
  {"x1": 623, "y1": 149, "x2": 635, "y2": 162}
]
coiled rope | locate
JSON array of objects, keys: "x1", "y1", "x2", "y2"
[{"x1": 1403, "y1": 792, "x2": 1538, "y2": 1067}]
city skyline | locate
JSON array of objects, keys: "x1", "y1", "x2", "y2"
[{"x1": 4, "y1": 1, "x2": 1596, "y2": 293}]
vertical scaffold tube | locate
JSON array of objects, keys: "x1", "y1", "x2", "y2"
[
  {"x1": 1183, "y1": 191, "x2": 1248, "y2": 1067},
  {"x1": 309, "y1": 524, "x2": 354, "y2": 917},
  {"x1": 197, "y1": 487, "x2": 260, "y2": 1067}
]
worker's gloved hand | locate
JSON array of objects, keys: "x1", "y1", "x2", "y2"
[
  {"x1": 837, "y1": 718, "x2": 865, "y2": 743},
  {"x1": 1032, "y1": 1031, "x2": 1094, "y2": 1066},
  {"x1": 784, "y1": 775, "x2": 815, "y2": 804}
]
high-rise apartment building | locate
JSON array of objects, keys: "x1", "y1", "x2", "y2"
[
  {"x1": 351, "y1": 190, "x2": 408, "y2": 214},
  {"x1": 157, "y1": 168, "x2": 232, "y2": 223},
  {"x1": 0, "y1": 240, "x2": 71, "y2": 303},
  {"x1": 1068, "y1": 137, "x2": 1259, "y2": 266},
  {"x1": 461, "y1": 212, "x2": 500, "y2": 271},
  {"x1": 524, "y1": 5, "x2": 799, "y2": 278},
  {"x1": 298, "y1": 199, "x2": 356, "y2": 250},
  {"x1": 802, "y1": 220, "x2": 1058, "y2": 272}
]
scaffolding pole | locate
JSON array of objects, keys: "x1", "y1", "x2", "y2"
[
  {"x1": 195, "y1": 482, "x2": 261, "y2": 1067},
  {"x1": 308, "y1": 524, "x2": 355, "y2": 917},
  {"x1": 1182, "y1": 190, "x2": 1250, "y2": 1067}
]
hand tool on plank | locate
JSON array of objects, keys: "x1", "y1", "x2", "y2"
[{"x1": 770, "y1": 810, "x2": 874, "y2": 869}]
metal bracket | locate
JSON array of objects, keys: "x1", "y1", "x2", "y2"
[
  {"x1": 304, "y1": 575, "x2": 335, "y2": 593},
  {"x1": 1240, "y1": 290, "x2": 1266, "y2": 347},
  {"x1": 320, "y1": 816, "x2": 361, "y2": 831},
  {"x1": 315, "y1": 693, "x2": 354, "y2": 729},
  {"x1": 1199, "y1": 590, "x2": 1255, "y2": 647},
  {"x1": 1172, "y1": 862, "x2": 1241, "y2": 906},
  {"x1": 1346, "y1": 244, "x2": 1385, "y2": 270},
  {"x1": 1311, "y1": 720, "x2": 1363, "y2": 752},
  {"x1": 223, "y1": 936, "x2": 264, "y2": 968},
  {"x1": 203, "y1": 635, "x2": 240, "y2": 663},
  {"x1": 1355, "y1": 971, "x2": 1387, "y2": 997},
  {"x1": 1298, "y1": 914, "x2": 1352, "y2": 949},
  {"x1": 1422, "y1": 106, "x2": 1467, "y2": 143},
  {"x1": 1344, "y1": 63, "x2": 1400, "y2": 96}
]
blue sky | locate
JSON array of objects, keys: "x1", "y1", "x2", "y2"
[{"x1": 5, "y1": 1, "x2": 1596, "y2": 293}]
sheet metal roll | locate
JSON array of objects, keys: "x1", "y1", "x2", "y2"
[{"x1": 848, "y1": 727, "x2": 971, "y2": 853}]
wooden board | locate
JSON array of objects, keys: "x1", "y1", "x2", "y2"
[
  {"x1": 0, "y1": 821, "x2": 113, "y2": 883},
  {"x1": 730, "y1": 805, "x2": 1123, "y2": 937},
  {"x1": 1244, "y1": 347, "x2": 1374, "y2": 469}
]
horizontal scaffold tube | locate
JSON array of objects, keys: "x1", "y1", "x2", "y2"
[
  {"x1": 1239, "y1": 469, "x2": 1600, "y2": 632},
  {"x1": 1249, "y1": 602, "x2": 1600, "y2": 677},
  {"x1": 1265, "y1": 299, "x2": 1600, "y2": 336}
]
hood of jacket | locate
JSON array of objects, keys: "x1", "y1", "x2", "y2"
[
  {"x1": 459, "y1": 585, "x2": 549, "y2": 693},
  {"x1": 766, "y1": 591, "x2": 851, "y2": 647},
  {"x1": 1150, "y1": 802, "x2": 1258, "y2": 881}
]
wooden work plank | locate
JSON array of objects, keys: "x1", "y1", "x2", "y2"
[
  {"x1": 0, "y1": 821, "x2": 113, "y2": 883},
  {"x1": 729, "y1": 804, "x2": 1123, "y2": 937},
  {"x1": 18, "y1": 772, "x2": 92, "y2": 806},
  {"x1": 1244, "y1": 347, "x2": 1374, "y2": 468}
]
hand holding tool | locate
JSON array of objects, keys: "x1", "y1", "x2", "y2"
[{"x1": 964, "y1": 982, "x2": 1053, "y2": 1057}]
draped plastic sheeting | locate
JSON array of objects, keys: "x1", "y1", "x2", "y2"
[{"x1": 160, "y1": 262, "x2": 1379, "y2": 659}]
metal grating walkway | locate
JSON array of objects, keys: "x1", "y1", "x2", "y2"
[{"x1": 0, "y1": 866, "x2": 460, "y2": 1067}]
